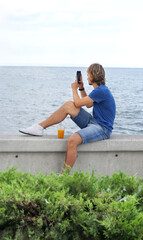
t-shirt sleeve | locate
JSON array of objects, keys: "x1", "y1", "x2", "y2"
[{"x1": 88, "y1": 88, "x2": 105, "y2": 103}]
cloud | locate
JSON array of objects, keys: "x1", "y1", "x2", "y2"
[{"x1": 0, "y1": 0, "x2": 143, "y2": 66}]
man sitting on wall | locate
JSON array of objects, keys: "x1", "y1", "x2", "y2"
[{"x1": 19, "y1": 63, "x2": 116, "y2": 171}]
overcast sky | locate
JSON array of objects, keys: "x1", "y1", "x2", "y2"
[{"x1": 0, "y1": 0, "x2": 143, "y2": 67}]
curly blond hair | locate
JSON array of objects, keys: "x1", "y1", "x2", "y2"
[{"x1": 87, "y1": 63, "x2": 106, "y2": 86}]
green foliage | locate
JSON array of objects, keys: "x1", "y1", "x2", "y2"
[{"x1": 0, "y1": 167, "x2": 143, "y2": 240}]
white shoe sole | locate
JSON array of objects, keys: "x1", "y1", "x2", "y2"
[{"x1": 19, "y1": 130, "x2": 42, "y2": 136}]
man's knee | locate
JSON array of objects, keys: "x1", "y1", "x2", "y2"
[
  {"x1": 62, "y1": 101, "x2": 80, "y2": 118},
  {"x1": 67, "y1": 133, "x2": 82, "y2": 148},
  {"x1": 67, "y1": 136, "x2": 76, "y2": 149},
  {"x1": 63, "y1": 101, "x2": 75, "y2": 110}
]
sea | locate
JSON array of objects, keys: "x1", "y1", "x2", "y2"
[{"x1": 0, "y1": 66, "x2": 143, "y2": 135}]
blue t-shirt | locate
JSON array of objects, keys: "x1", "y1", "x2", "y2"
[{"x1": 88, "y1": 84, "x2": 116, "y2": 132}]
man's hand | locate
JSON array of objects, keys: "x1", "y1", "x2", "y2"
[
  {"x1": 71, "y1": 80, "x2": 78, "y2": 91},
  {"x1": 71, "y1": 73, "x2": 84, "y2": 91}
]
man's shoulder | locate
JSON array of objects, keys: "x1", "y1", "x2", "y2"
[
  {"x1": 95, "y1": 84, "x2": 108, "y2": 93},
  {"x1": 100, "y1": 84, "x2": 111, "y2": 94},
  {"x1": 89, "y1": 85, "x2": 105, "y2": 96}
]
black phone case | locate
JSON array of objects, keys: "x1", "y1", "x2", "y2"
[{"x1": 77, "y1": 71, "x2": 81, "y2": 83}]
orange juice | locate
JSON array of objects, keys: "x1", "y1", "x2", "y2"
[{"x1": 58, "y1": 129, "x2": 64, "y2": 138}]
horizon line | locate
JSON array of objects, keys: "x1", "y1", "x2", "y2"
[{"x1": 0, "y1": 65, "x2": 143, "y2": 69}]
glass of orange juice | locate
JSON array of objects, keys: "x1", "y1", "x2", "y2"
[{"x1": 57, "y1": 124, "x2": 65, "y2": 139}]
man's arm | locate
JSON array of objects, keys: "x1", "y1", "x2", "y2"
[
  {"x1": 79, "y1": 89, "x2": 93, "y2": 108},
  {"x1": 72, "y1": 86, "x2": 94, "y2": 108},
  {"x1": 77, "y1": 74, "x2": 93, "y2": 108}
]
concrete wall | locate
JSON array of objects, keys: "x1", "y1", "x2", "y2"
[{"x1": 0, "y1": 134, "x2": 143, "y2": 177}]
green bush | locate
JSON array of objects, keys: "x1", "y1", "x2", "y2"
[{"x1": 0, "y1": 167, "x2": 143, "y2": 240}]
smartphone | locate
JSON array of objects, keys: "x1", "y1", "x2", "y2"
[{"x1": 77, "y1": 71, "x2": 81, "y2": 84}]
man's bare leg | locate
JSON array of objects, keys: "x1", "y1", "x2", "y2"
[
  {"x1": 19, "y1": 101, "x2": 80, "y2": 137},
  {"x1": 62, "y1": 133, "x2": 82, "y2": 173},
  {"x1": 39, "y1": 101, "x2": 80, "y2": 128},
  {"x1": 39, "y1": 101, "x2": 82, "y2": 172}
]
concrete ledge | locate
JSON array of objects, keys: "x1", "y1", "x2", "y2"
[{"x1": 0, "y1": 134, "x2": 143, "y2": 177}]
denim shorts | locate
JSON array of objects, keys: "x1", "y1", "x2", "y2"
[{"x1": 71, "y1": 108, "x2": 111, "y2": 144}]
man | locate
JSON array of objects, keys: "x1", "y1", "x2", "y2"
[{"x1": 19, "y1": 63, "x2": 116, "y2": 171}]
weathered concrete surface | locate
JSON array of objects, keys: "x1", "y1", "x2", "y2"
[{"x1": 0, "y1": 134, "x2": 143, "y2": 176}]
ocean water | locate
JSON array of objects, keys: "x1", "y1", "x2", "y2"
[{"x1": 0, "y1": 66, "x2": 143, "y2": 135}]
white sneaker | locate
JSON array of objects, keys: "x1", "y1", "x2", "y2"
[{"x1": 19, "y1": 124, "x2": 44, "y2": 136}]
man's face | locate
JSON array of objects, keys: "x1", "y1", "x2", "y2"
[{"x1": 87, "y1": 72, "x2": 93, "y2": 85}]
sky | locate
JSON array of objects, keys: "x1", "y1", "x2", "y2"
[{"x1": 0, "y1": 0, "x2": 143, "y2": 67}]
